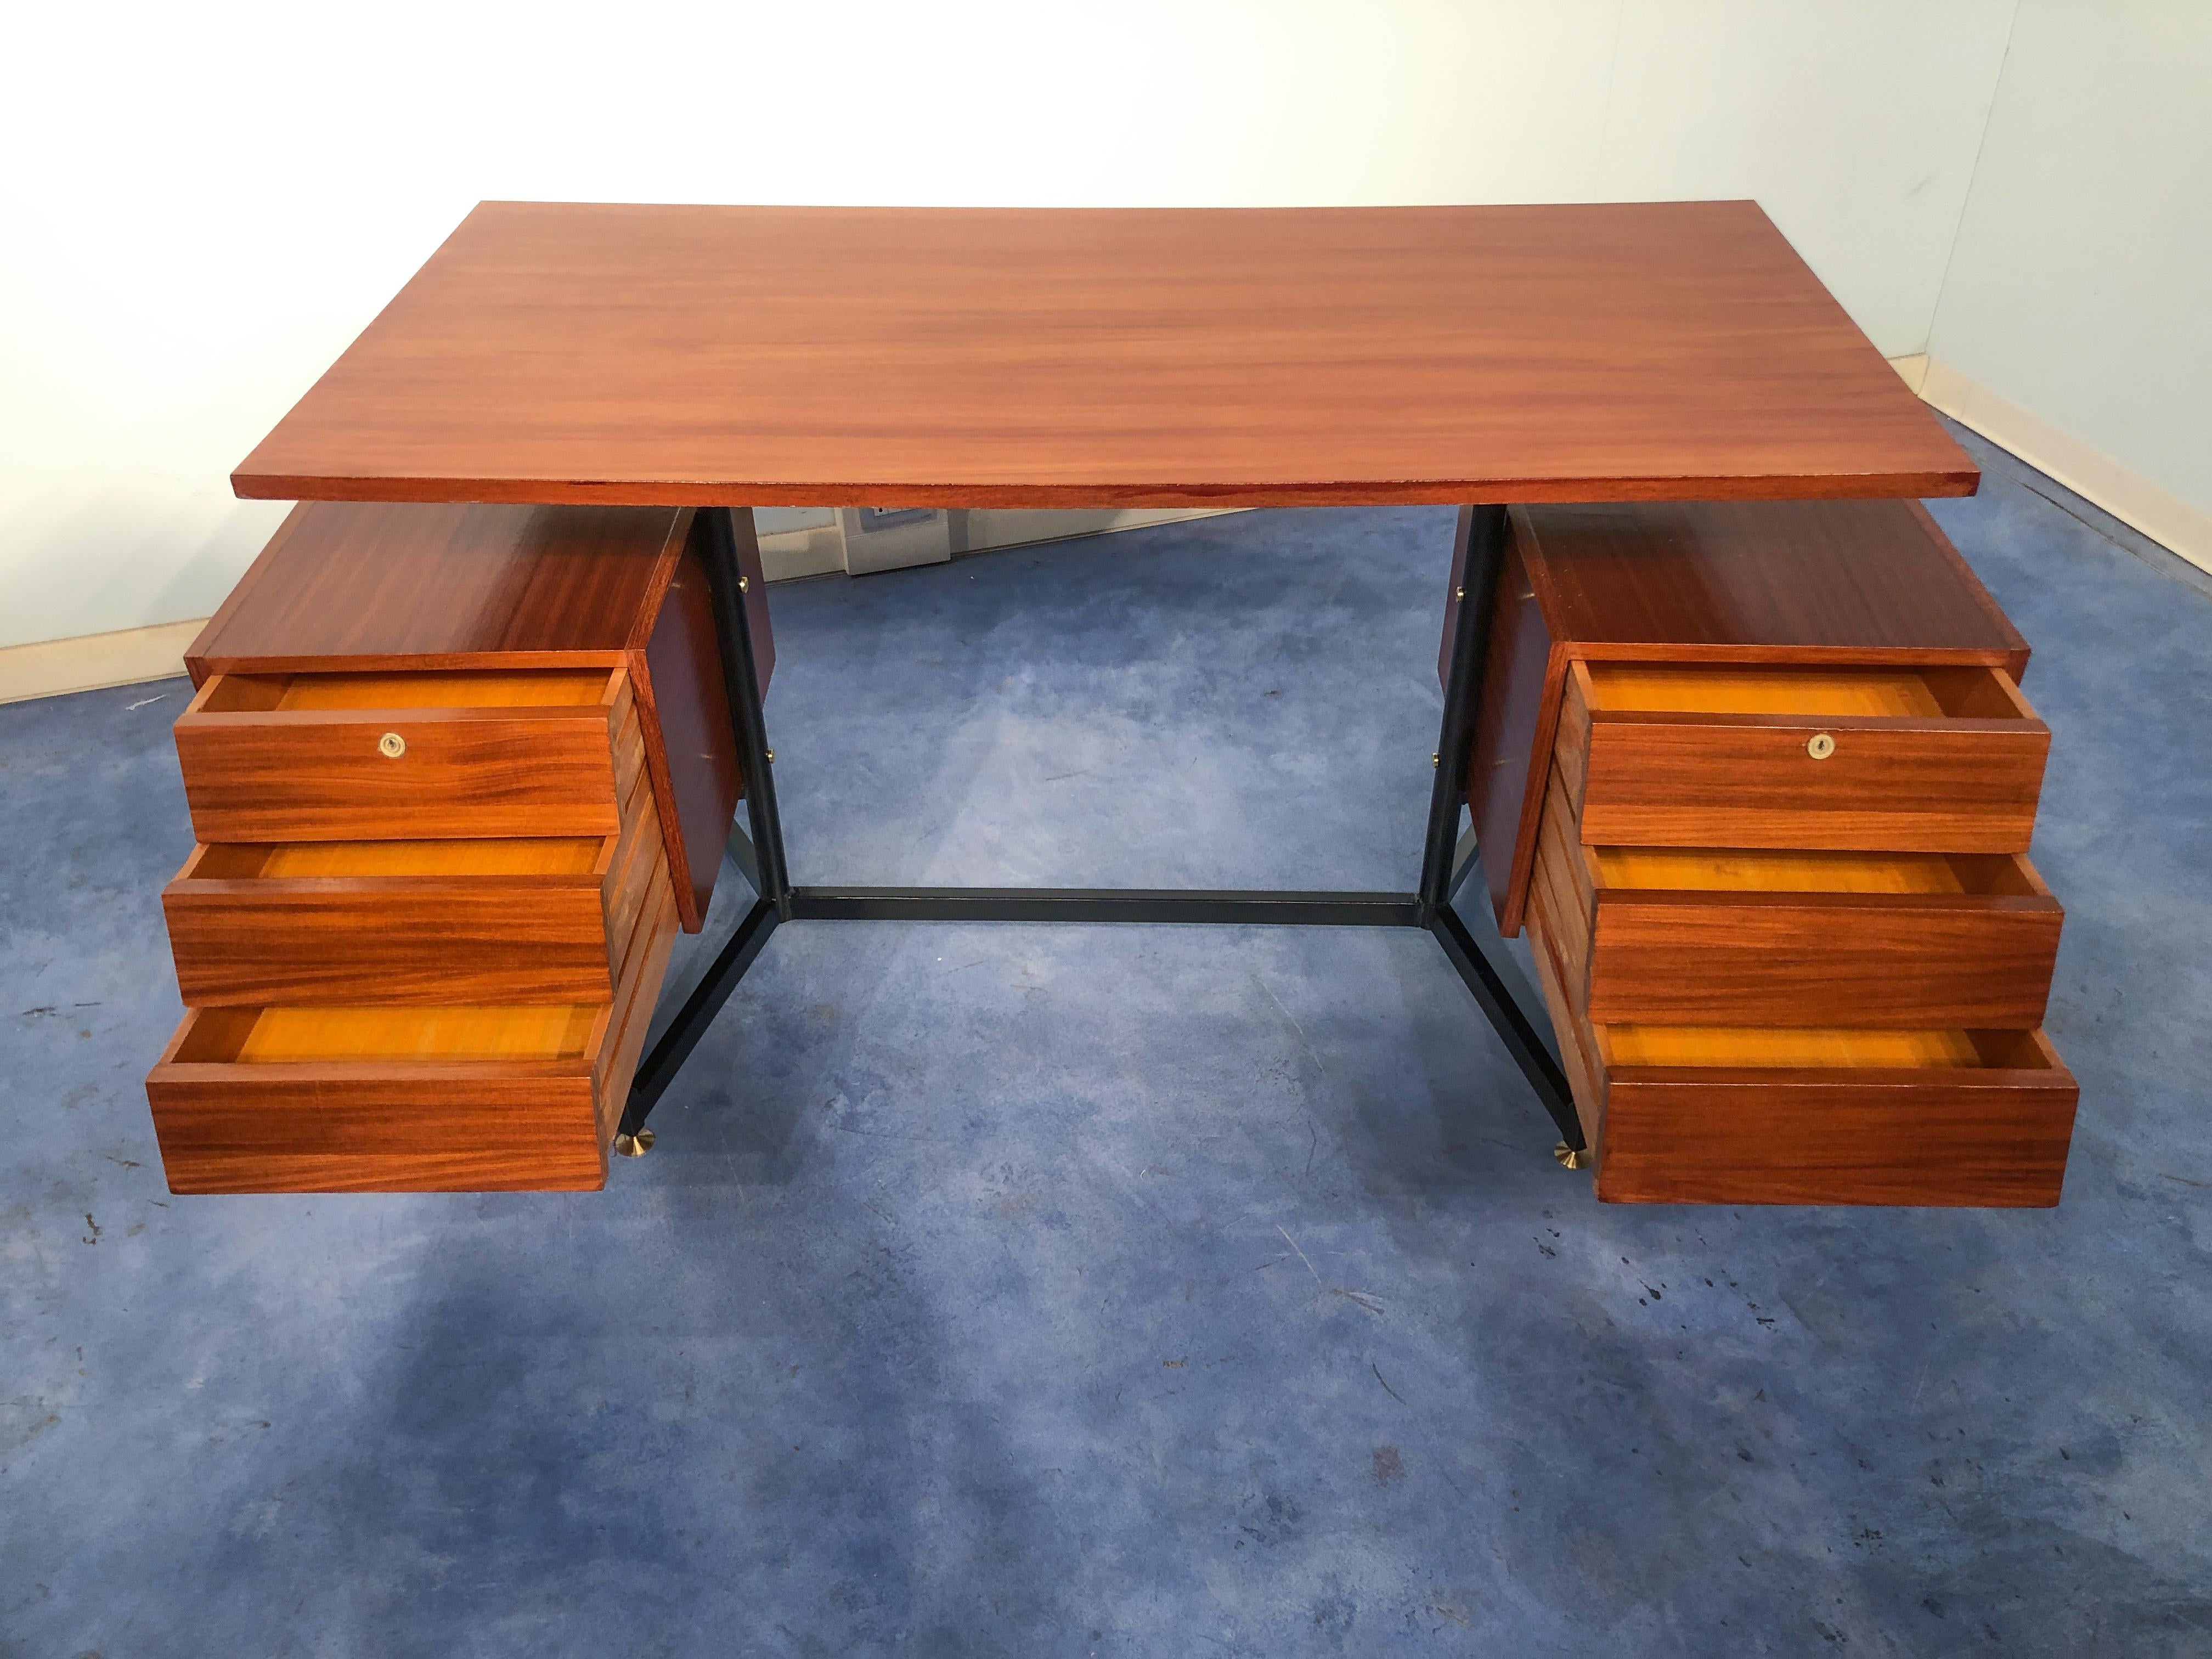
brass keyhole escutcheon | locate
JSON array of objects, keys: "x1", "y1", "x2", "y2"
[
  {"x1": 1807, "y1": 732, "x2": 1836, "y2": 760},
  {"x1": 378, "y1": 731, "x2": 407, "y2": 759}
]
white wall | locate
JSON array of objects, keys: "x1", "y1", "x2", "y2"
[
  {"x1": 1926, "y1": 0, "x2": 2212, "y2": 554},
  {"x1": 1, "y1": 0, "x2": 2018, "y2": 652}
]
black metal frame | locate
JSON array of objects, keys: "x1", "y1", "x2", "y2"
[{"x1": 618, "y1": 504, "x2": 1585, "y2": 1154}]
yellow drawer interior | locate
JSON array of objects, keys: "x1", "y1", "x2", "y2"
[
  {"x1": 1583, "y1": 663, "x2": 2022, "y2": 720},
  {"x1": 199, "y1": 668, "x2": 615, "y2": 713},
  {"x1": 1588, "y1": 847, "x2": 2041, "y2": 897},
  {"x1": 175, "y1": 1005, "x2": 600, "y2": 1064},
  {"x1": 186, "y1": 838, "x2": 608, "y2": 879},
  {"x1": 1597, "y1": 1026, "x2": 2056, "y2": 1071}
]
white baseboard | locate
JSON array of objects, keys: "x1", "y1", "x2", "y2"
[
  {"x1": 1920, "y1": 357, "x2": 2212, "y2": 578},
  {"x1": 1886, "y1": 353, "x2": 1930, "y2": 395},
  {"x1": 0, "y1": 619, "x2": 202, "y2": 707}
]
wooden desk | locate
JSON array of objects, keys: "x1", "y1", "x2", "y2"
[{"x1": 224, "y1": 200, "x2": 1987, "y2": 1188}]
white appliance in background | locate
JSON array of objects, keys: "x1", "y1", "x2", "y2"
[
  {"x1": 838, "y1": 507, "x2": 954, "y2": 575},
  {"x1": 749, "y1": 507, "x2": 1237, "y2": 582}
]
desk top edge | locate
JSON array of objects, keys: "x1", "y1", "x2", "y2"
[{"x1": 233, "y1": 470, "x2": 1981, "y2": 508}]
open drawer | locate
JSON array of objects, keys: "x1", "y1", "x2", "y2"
[
  {"x1": 1522, "y1": 876, "x2": 2077, "y2": 1207},
  {"x1": 1590, "y1": 1025, "x2": 2079, "y2": 1206},
  {"x1": 146, "y1": 867, "x2": 680, "y2": 1193},
  {"x1": 173, "y1": 668, "x2": 645, "y2": 843},
  {"x1": 161, "y1": 785, "x2": 664, "y2": 1006},
  {"x1": 1531, "y1": 768, "x2": 2063, "y2": 1028},
  {"x1": 1556, "y1": 661, "x2": 2049, "y2": 853}
]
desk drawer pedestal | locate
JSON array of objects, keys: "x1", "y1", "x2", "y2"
[
  {"x1": 1458, "y1": 501, "x2": 2080, "y2": 1206},
  {"x1": 144, "y1": 502, "x2": 745, "y2": 1193}
]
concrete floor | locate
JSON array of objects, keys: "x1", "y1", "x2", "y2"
[{"x1": 4, "y1": 425, "x2": 2210, "y2": 1656}]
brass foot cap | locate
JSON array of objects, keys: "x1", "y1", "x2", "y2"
[
  {"x1": 1553, "y1": 1141, "x2": 1593, "y2": 1170},
  {"x1": 613, "y1": 1128, "x2": 656, "y2": 1158}
]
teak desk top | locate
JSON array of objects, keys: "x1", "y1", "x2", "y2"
[{"x1": 234, "y1": 201, "x2": 1976, "y2": 509}]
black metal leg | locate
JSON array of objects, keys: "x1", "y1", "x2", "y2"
[
  {"x1": 617, "y1": 499, "x2": 1585, "y2": 1167},
  {"x1": 1418, "y1": 505, "x2": 1587, "y2": 1154},
  {"x1": 787, "y1": 888, "x2": 1419, "y2": 926},
  {"x1": 1431, "y1": 904, "x2": 1582, "y2": 1151},
  {"x1": 618, "y1": 896, "x2": 779, "y2": 1141},
  {"x1": 617, "y1": 508, "x2": 790, "y2": 1146},
  {"x1": 1418, "y1": 506, "x2": 1504, "y2": 922},
  {"x1": 701, "y1": 507, "x2": 792, "y2": 917}
]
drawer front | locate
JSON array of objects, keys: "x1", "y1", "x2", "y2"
[
  {"x1": 178, "y1": 707, "x2": 625, "y2": 842},
  {"x1": 1595, "y1": 1060, "x2": 2079, "y2": 1207},
  {"x1": 1584, "y1": 891, "x2": 2062, "y2": 1028},
  {"x1": 1531, "y1": 765, "x2": 2063, "y2": 1028},
  {"x1": 163, "y1": 879, "x2": 618, "y2": 1006},
  {"x1": 1577, "y1": 720, "x2": 2047, "y2": 852},
  {"x1": 147, "y1": 1069, "x2": 607, "y2": 1194},
  {"x1": 173, "y1": 669, "x2": 642, "y2": 844},
  {"x1": 1559, "y1": 661, "x2": 2049, "y2": 853},
  {"x1": 161, "y1": 769, "x2": 663, "y2": 1007}
]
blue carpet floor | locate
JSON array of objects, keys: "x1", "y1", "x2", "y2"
[{"x1": 4, "y1": 425, "x2": 2210, "y2": 1656}]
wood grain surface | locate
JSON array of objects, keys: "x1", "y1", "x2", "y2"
[
  {"x1": 1524, "y1": 875, "x2": 1607, "y2": 1155},
  {"x1": 147, "y1": 853, "x2": 679, "y2": 1193},
  {"x1": 1581, "y1": 888, "x2": 2062, "y2": 1029},
  {"x1": 194, "y1": 838, "x2": 608, "y2": 877},
  {"x1": 1593, "y1": 1030, "x2": 2078, "y2": 1206},
  {"x1": 1522, "y1": 792, "x2": 2075, "y2": 1205},
  {"x1": 1562, "y1": 663, "x2": 2050, "y2": 853},
  {"x1": 1514, "y1": 499, "x2": 2028, "y2": 674},
  {"x1": 1573, "y1": 720, "x2": 2049, "y2": 853},
  {"x1": 592, "y1": 874, "x2": 681, "y2": 1145},
  {"x1": 187, "y1": 503, "x2": 691, "y2": 677},
  {"x1": 1533, "y1": 768, "x2": 2063, "y2": 1029},
  {"x1": 162, "y1": 786, "x2": 665, "y2": 1007},
  {"x1": 174, "y1": 670, "x2": 637, "y2": 844},
  {"x1": 185, "y1": 503, "x2": 744, "y2": 930},
  {"x1": 145, "y1": 1066, "x2": 611, "y2": 1194},
  {"x1": 1529, "y1": 765, "x2": 2062, "y2": 1028},
  {"x1": 177, "y1": 704, "x2": 627, "y2": 843},
  {"x1": 163, "y1": 875, "x2": 619, "y2": 1006},
  {"x1": 232, "y1": 201, "x2": 1976, "y2": 507},
  {"x1": 1462, "y1": 499, "x2": 2031, "y2": 933},
  {"x1": 1587, "y1": 845, "x2": 2034, "y2": 894},
  {"x1": 204, "y1": 667, "x2": 616, "y2": 710}
]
